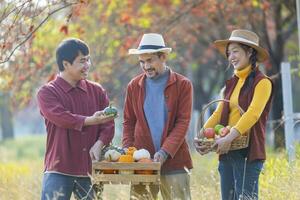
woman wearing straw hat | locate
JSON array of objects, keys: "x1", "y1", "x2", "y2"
[
  {"x1": 194, "y1": 29, "x2": 273, "y2": 200},
  {"x1": 123, "y1": 33, "x2": 193, "y2": 199}
]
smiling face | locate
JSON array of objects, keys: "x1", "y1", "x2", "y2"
[
  {"x1": 227, "y1": 42, "x2": 252, "y2": 70},
  {"x1": 63, "y1": 52, "x2": 91, "y2": 83},
  {"x1": 138, "y1": 53, "x2": 167, "y2": 79}
]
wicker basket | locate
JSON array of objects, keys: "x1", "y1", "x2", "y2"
[{"x1": 196, "y1": 99, "x2": 250, "y2": 151}]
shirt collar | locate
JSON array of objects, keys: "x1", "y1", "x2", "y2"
[
  {"x1": 77, "y1": 79, "x2": 88, "y2": 92},
  {"x1": 55, "y1": 76, "x2": 87, "y2": 93}
]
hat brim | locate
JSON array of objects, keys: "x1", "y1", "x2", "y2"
[
  {"x1": 128, "y1": 47, "x2": 172, "y2": 55},
  {"x1": 214, "y1": 40, "x2": 269, "y2": 62}
]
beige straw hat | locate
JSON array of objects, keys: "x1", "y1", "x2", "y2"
[{"x1": 214, "y1": 29, "x2": 269, "y2": 62}]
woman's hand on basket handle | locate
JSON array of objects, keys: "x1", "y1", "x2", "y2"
[
  {"x1": 194, "y1": 129, "x2": 211, "y2": 155},
  {"x1": 197, "y1": 128, "x2": 204, "y2": 138},
  {"x1": 213, "y1": 128, "x2": 240, "y2": 155},
  {"x1": 193, "y1": 138, "x2": 210, "y2": 155}
]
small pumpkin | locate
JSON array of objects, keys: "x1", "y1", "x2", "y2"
[
  {"x1": 126, "y1": 147, "x2": 137, "y2": 156},
  {"x1": 118, "y1": 154, "x2": 134, "y2": 163},
  {"x1": 104, "y1": 149, "x2": 121, "y2": 162},
  {"x1": 103, "y1": 104, "x2": 118, "y2": 117},
  {"x1": 118, "y1": 154, "x2": 134, "y2": 174},
  {"x1": 135, "y1": 158, "x2": 154, "y2": 175},
  {"x1": 133, "y1": 149, "x2": 151, "y2": 161},
  {"x1": 101, "y1": 145, "x2": 126, "y2": 159}
]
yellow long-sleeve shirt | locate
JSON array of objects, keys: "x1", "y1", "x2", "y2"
[{"x1": 204, "y1": 65, "x2": 272, "y2": 135}]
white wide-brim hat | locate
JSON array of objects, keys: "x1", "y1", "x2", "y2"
[
  {"x1": 214, "y1": 29, "x2": 269, "y2": 62},
  {"x1": 128, "y1": 33, "x2": 172, "y2": 55}
]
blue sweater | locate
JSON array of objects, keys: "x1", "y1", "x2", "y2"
[{"x1": 144, "y1": 70, "x2": 169, "y2": 152}]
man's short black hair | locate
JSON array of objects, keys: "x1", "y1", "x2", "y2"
[{"x1": 56, "y1": 38, "x2": 89, "y2": 71}]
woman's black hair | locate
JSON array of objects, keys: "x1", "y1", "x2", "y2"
[
  {"x1": 241, "y1": 43, "x2": 257, "y2": 91},
  {"x1": 56, "y1": 38, "x2": 89, "y2": 71}
]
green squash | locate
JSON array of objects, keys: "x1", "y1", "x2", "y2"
[{"x1": 104, "y1": 104, "x2": 118, "y2": 117}]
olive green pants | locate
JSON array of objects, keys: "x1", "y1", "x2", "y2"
[{"x1": 130, "y1": 173, "x2": 191, "y2": 200}]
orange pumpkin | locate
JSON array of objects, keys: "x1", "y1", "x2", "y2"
[
  {"x1": 126, "y1": 147, "x2": 137, "y2": 156},
  {"x1": 135, "y1": 158, "x2": 154, "y2": 175},
  {"x1": 118, "y1": 154, "x2": 134, "y2": 174},
  {"x1": 118, "y1": 154, "x2": 134, "y2": 163}
]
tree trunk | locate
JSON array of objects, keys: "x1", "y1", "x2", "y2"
[
  {"x1": 271, "y1": 76, "x2": 285, "y2": 148},
  {"x1": 0, "y1": 92, "x2": 14, "y2": 140}
]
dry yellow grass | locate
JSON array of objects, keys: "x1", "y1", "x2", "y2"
[
  {"x1": 0, "y1": 136, "x2": 299, "y2": 200},
  {"x1": 0, "y1": 161, "x2": 43, "y2": 200}
]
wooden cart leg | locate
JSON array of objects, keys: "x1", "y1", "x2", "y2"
[{"x1": 93, "y1": 183, "x2": 104, "y2": 200}]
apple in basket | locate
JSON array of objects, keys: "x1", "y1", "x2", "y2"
[
  {"x1": 214, "y1": 124, "x2": 224, "y2": 135},
  {"x1": 219, "y1": 126, "x2": 231, "y2": 137},
  {"x1": 203, "y1": 128, "x2": 215, "y2": 139}
]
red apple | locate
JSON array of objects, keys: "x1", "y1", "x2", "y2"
[
  {"x1": 220, "y1": 127, "x2": 230, "y2": 137},
  {"x1": 203, "y1": 128, "x2": 215, "y2": 139}
]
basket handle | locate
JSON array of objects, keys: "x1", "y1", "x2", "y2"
[{"x1": 196, "y1": 99, "x2": 246, "y2": 138}]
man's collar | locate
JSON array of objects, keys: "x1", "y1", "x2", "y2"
[
  {"x1": 77, "y1": 79, "x2": 88, "y2": 92},
  {"x1": 55, "y1": 76, "x2": 87, "y2": 93}
]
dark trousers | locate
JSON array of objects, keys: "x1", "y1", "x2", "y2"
[
  {"x1": 41, "y1": 173, "x2": 95, "y2": 200},
  {"x1": 218, "y1": 151, "x2": 264, "y2": 200}
]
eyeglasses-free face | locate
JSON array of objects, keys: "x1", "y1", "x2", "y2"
[
  {"x1": 63, "y1": 52, "x2": 91, "y2": 82},
  {"x1": 227, "y1": 42, "x2": 252, "y2": 70},
  {"x1": 138, "y1": 53, "x2": 167, "y2": 79}
]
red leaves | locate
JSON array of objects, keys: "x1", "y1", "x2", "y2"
[
  {"x1": 123, "y1": 37, "x2": 136, "y2": 50},
  {"x1": 73, "y1": 4, "x2": 83, "y2": 17},
  {"x1": 92, "y1": 73, "x2": 100, "y2": 82},
  {"x1": 29, "y1": 25, "x2": 34, "y2": 32},
  {"x1": 1, "y1": 42, "x2": 13, "y2": 50},
  {"x1": 120, "y1": 13, "x2": 131, "y2": 24},
  {"x1": 79, "y1": 0, "x2": 89, "y2": 4},
  {"x1": 47, "y1": 73, "x2": 56, "y2": 83},
  {"x1": 76, "y1": 27, "x2": 85, "y2": 35},
  {"x1": 1, "y1": 43, "x2": 6, "y2": 50},
  {"x1": 59, "y1": 25, "x2": 69, "y2": 35},
  {"x1": 19, "y1": 75, "x2": 26, "y2": 81},
  {"x1": 262, "y1": 2, "x2": 271, "y2": 11},
  {"x1": 150, "y1": 0, "x2": 171, "y2": 7}
]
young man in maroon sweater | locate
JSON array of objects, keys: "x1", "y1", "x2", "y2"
[{"x1": 37, "y1": 38, "x2": 116, "y2": 200}]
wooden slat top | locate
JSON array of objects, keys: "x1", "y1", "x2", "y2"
[
  {"x1": 92, "y1": 174, "x2": 160, "y2": 184},
  {"x1": 92, "y1": 161, "x2": 161, "y2": 170}
]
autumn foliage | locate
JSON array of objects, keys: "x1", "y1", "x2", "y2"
[{"x1": 0, "y1": 0, "x2": 298, "y2": 147}]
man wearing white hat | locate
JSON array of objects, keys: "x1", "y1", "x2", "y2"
[{"x1": 123, "y1": 33, "x2": 193, "y2": 199}]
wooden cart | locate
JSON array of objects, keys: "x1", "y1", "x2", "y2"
[{"x1": 91, "y1": 161, "x2": 161, "y2": 199}]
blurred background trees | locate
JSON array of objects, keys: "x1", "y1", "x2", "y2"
[{"x1": 0, "y1": 0, "x2": 299, "y2": 149}]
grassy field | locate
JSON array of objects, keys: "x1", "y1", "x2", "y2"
[{"x1": 0, "y1": 135, "x2": 299, "y2": 200}]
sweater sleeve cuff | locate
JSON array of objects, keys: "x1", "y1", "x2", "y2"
[
  {"x1": 159, "y1": 149, "x2": 169, "y2": 159},
  {"x1": 99, "y1": 135, "x2": 110, "y2": 146},
  {"x1": 98, "y1": 123, "x2": 115, "y2": 146},
  {"x1": 232, "y1": 125, "x2": 247, "y2": 135},
  {"x1": 74, "y1": 115, "x2": 86, "y2": 131},
  {"x1": 161, "y1": 147, "x2": 173, "y2": 158}
]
